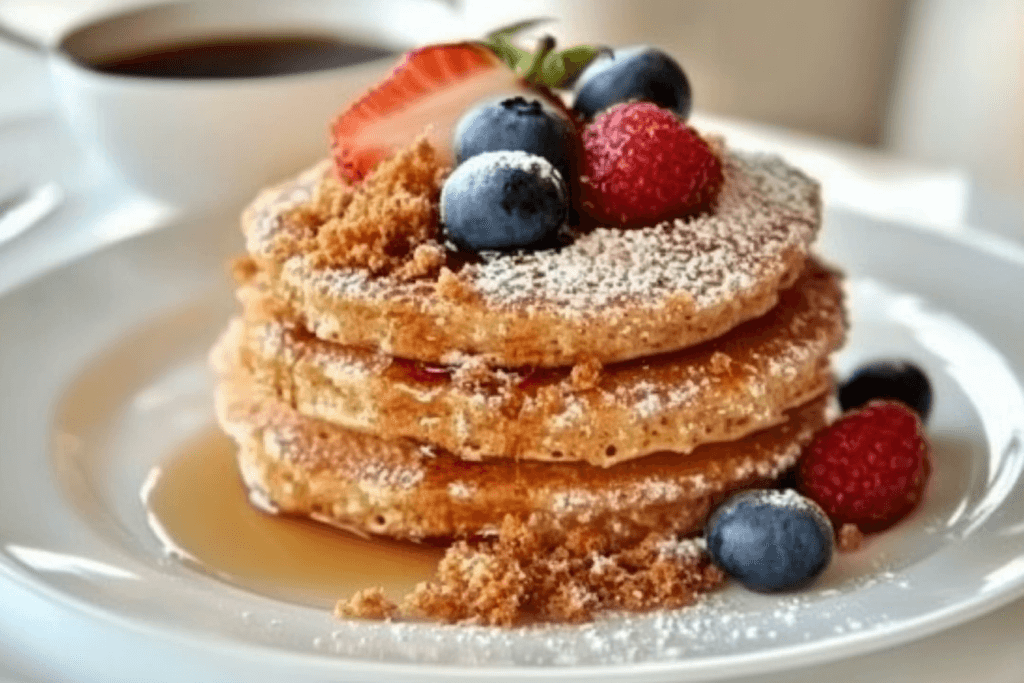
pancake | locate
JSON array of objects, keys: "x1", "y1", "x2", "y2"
[
  {"x1": 214, "y1": 259, "x2": 844, "y2": 466},
  {"x1": 240, "y1": 149, "x2": 820, "y2": 367},
  {"x1": 214, "y1": 371, "x2": 829, "y2": 543}
]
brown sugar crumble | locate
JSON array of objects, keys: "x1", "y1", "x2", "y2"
[
  {"x1": 338, "y1": 514, "x2": 723, "y2": 626},
  {"x1": 229, "y1": 255, "x2": 260, "y2": 285},
  {"x1": 709, "y1": 351, "x2": 733, "y2": 374},
  {"x1": 434, "y1": 266, "x2": 479, "y2": 302},
  {"x1": 276, "y1": 136, "x2": 448, "y2": 279},
  {"x1": 569, "y1": 356, "x2": 603, "y2": 392},
  {"x1": 450, "y1": 355, "x2": 517, "y2": 397},
  {"x1": 837, "y1": 523, "x2": 864, "y2": 552},
  {"x1": 336, "y1": 586, "x2": 399, "y2": 621}
]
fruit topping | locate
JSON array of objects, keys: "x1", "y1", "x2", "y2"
[
  {"x1": 706, "y1": 489, "x2": 833, "y2": 592},
  {"x1": 330, "y1": 43, "x2": 521, "y2": 182},
  {"x1": 572, "y1": 46, "x2": 692, "y2": 120},
  {"x1": 330, "y1": 21, "x2": 604, "y2": 184},
  {"x1": 580, "y1": 102, "x2": 723, "y2": 226},
  {"x1": 798, "y1": 401, "x2": 931, "y2": 532},
  {"x1": 839, "y1": 360, "x2": 933, "y2": 422},
  {"x1": 454, "y1": 96, "x2": 577, "y2": 188},
  {"x1": 440, "y1": 150, "x2": 567, "y2": 251}
]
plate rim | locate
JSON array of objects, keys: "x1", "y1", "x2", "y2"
[{"x1": 2, "y1": 207, "x2": 1024, "y2": 680}]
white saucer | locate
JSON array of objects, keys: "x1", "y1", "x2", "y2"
[{"x1": 0, "y1": 204, "x2": 1023, "y2": 682}]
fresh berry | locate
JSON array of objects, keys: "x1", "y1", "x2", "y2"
[
  {"x1": 454, "y1": 96, "x2": 577, "y2": 186},
  {"x1": 705, "y1": 489, "x2": 833, "y2": 592},
  {"x1": 798, "y1": 401, "x2": 931, "y2": 532},
  {"x1": 329, "y1": 21, "x2": 606, "y2": 185},
  {"x1": 440, "y1": 150, "x2": 567, "y2": 251},
  {"x1": 839, "y1": 360, "x2": 933, "y2": 422},
  {"x1": 573, "y1": 46, "x2": 692, "y2": 120},
  {"x1": 580, "y1": 102, "x2": 723, "y2": 226},
  {"x1": 330, "y1": 43, "x2": 523, "y2": 182}
]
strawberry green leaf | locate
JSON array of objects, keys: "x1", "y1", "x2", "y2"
[
  {"x1": 520, "y1": 35, "x2": 557, "y2": 82},
  {"x1": 484, "y1": 36, "x2": 528, "y2": 71},
  {"x1": 482, "y1": 17, "x2": 553, "y2": 71},
  {"x1": 480, "y1": 19, "x2": 605, "y2": 89},
  {"x1": 485, "y1": 17, "x2": 555, "y2": 42},
  {"x1": 537, "y1": 52, "x2": 568, "y2": 88},
  {"x1": 551, "y1": 44, "x2": 608, "y2": 84}
]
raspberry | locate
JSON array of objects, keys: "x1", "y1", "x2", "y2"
[
  {"x1": 579, "y1": 102, "x2": 723, "y2": 227},
  {"x1": 798, "y1": 401, "x2": 931, "y2": 532}
]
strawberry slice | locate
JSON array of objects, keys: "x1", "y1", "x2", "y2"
[{"x1": 331, "y1": 43, "x2": 526, "y2": 182}]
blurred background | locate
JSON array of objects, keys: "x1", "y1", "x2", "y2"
[
  {"x1": 458, "y1": 0, "x2": 1024, "y2": 199},
  {"x1": 1, "y1": 0, "x2": 1021, "y2": 205}
]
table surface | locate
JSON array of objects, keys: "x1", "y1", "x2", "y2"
[{"x1": 1, "y1": 35, "x2": 1024, "y2": 683}]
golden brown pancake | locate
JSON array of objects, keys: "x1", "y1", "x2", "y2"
[
  {"x1": 240, "y1": 150, "x2": 820, "y2": 367},
  {"x1": 214, "y1": 372, "x2": 829, "y2": 543},
  {"x1": 213, "y1": 260, "x2": 844, "y2": 466}
]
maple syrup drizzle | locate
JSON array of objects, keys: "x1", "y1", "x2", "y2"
[{"x1": 143, "y1": 429, "x2": 444, "y2": 609}]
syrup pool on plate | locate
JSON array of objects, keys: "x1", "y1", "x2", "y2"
[{"x1": 141, "y1": 428, "x2": 444, "y2": 609}]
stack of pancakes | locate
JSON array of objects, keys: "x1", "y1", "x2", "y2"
[{"x1": 211, "y1": 148, "x2": 845, "y2": 545}]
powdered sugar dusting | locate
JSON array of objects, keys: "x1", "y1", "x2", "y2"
[
  {"x1": 238, "y1": 146, "x2": 824, "y2": 367},
  {"x1": 761, "y1": 488, "x2": 823, "y2": 512},
  {"x1": 457, "y1": 152, "x2": 815, "y2": 314},
  {"x1": 245, "y1": 162, "x2": 326, "y2": 258},
  {"x1": 314, "y1": 557, "x2": 904, "y2": 666},
  {"x1": 318, "y1": 535, "x2": 912, "y2": 657},
  {"x1": 271, "y1": 151, "x2": 817, "y2": 319},
  {"x1": 235, "y1": 259, "x2": 843, "y2": 466},
  {"x1": 447, "y1": 149, "x2": 565, "y2": 188}
]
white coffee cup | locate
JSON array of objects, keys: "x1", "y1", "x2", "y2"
[{"x1": 39, "y1": 0, "x2": 464, "y2": 208}]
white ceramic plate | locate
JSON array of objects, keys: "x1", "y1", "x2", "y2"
[{"x1": 1, "y1": 205, "x2": 1023, "y2": 682}]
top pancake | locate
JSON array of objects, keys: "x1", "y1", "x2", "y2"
[{"x1": 241, "y1": 146, "x2": 820, "y2": 368}]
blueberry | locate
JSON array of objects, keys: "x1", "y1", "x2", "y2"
[
  {"x1": 454, "y1": 96, "x2": 576, "y2": 185},
  {"x1": 572, "y1": 46, "x2": 692, "y2": 120},
  {"x1": 440, "y1": 150, "x2": 567, "y2": 251},
  {"x1": 838, "y1": 360, "x2": 932, "y2": 421},
  {"x1": 706, "y1": 489, "x2": 833, "y2": 592}
]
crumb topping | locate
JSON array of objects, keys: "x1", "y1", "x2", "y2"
[
  {"x1": 229, "y1": 256, "x2": 260, "y2": 285},
  {"x1": 838, "y1": 523, "x2": 864, "y2": 552},
  {"x1": 435, "y1": 266, "x2": 479, "y2": 302},
  {"x1": 336, "y1": 586, "x2": 398, "y2": 620},
  {"x1": 709, "y1": 351, "x2": 732, "y2": 374},
  {"x1": 449, "y1": 355, "x2": 518, "y2": 397},
  {"x1": 569, "y1": 357, "x2": 603, "y2": 392},
  {"x1": 250, "y1": 147, "x2": 818, "y2": 315},
  {"x1": 264, "y1": 136, "x2": 447, "y2": 279},
  {"x1": 238, "y1": 141, "x2": 822, "y2": 368},
  {"x1": 339, "y1": 514, "x2": 723, "y2": 626}
]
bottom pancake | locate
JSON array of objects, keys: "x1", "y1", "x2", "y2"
[{"x1": 215, "y1": 377, "x2": 829, "y2": 543}]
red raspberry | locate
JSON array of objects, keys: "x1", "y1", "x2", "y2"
[
  {"x1": 797, "y1": 401, "x2": 931, "y2": 532},
  {"x1": 579, "y1": 102, "x2": 723, "y2": 227}
]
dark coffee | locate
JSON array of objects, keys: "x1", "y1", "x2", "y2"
[{"x1": 87, "y1": 34, "x2": 394, "y2": 79}]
